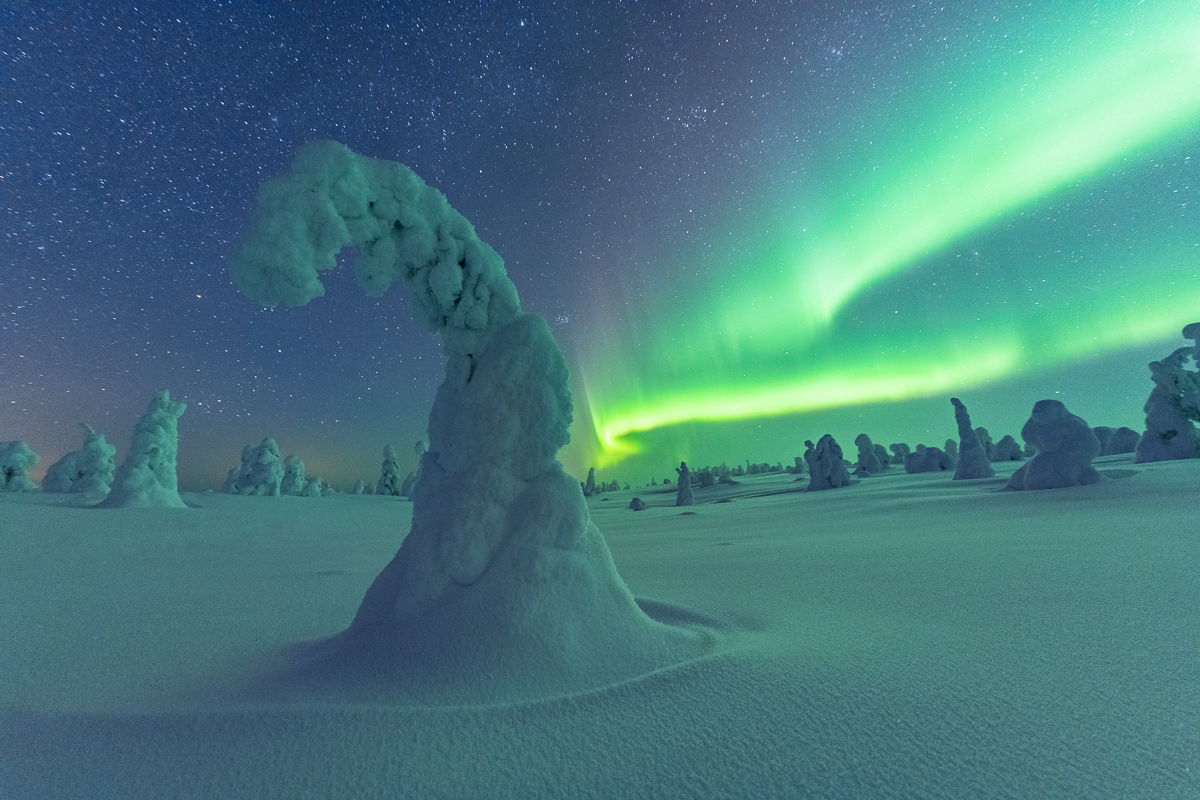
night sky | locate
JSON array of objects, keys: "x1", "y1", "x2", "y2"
[{"x1": 4, "y1": 2, "x2": 1198, "y2": 491}]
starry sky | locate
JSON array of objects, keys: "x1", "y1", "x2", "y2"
[{"x1": 4, "y1": 1, "x2": 1198, "y2": 491}]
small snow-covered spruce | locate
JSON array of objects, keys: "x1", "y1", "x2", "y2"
[
  {"x1": 905, "y1": 446, "x2": 957, "y2": 474},
  {"x1": 352, "y1": 480, "x2": 367, "y2": 494},
  {"x1": 951, "y1": 398, "x2": 994, "y2": 480},
  {"x1": 280, "y1": 455, "x2": 306, "y2": 496},
  {"x1": 302, "y1": 476, "x2": 326, "y2": 497},
  {"x1": 231, "y1": 141, "x2": 701, "y2": 699},
  {"x1": 675, "y1": 461, "x2": 695, "y2": 506},
  {"x1": 943, "y1": 439, "x2": 959, "y2": 459},
  {"x1": 0, "y1": 441, "x2": 39, "y2": 493},
  {"x1": 42, "y1": 423, "x2": 116, "y2": 495},
  {"x1": 807, "y1": 434, "x2": 850, "y2": 490},
  {"x1": 854, "y1": 433, "x2": 883, "y2": 477},
  {"x1": 889, "y1": 443, "x2": 911, "y2": 465},
  {"x1": 583, "y1": 467, "x2": 597, "y2": 497},
  {"x1": 377, "y1": 445, "x2": 403, "y2": 496},
  {"x1": 992, "y1": 434, "x2": 1024, "y2": 462},
  {"x1": 224, "y1": 437, "x2": 284, "y2": 496},
  {"x1": 629, "y1": 497, "x2": 646, "y2": 511},
  {"x1": 97, "y1": 389, "x2": 187, "y2": 509},
  {"x1": 1134, "y1": 323, "x2": 1200, "y2": 463},
  {"x1": 1006, "y1": 400, "x2": 1102, "y2": 490}
]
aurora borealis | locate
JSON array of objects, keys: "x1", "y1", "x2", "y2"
[
  {"x1": 4, "y1": 2, "x2": 1198, "y2": 489},
  {"x1": 578, "y1": 2, "x2": 1200, "y2": 472}
]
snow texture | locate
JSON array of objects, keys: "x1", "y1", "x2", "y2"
[
  {"x1": 807, "y1": 434, "x2": 850, "y2": 491},
  {"x1": 951, "y1": 398, "x2": 995, "y2": 480},
  {"x1": 376, "y1": 445, "x2": 403, "y2": 496},
  {"x1": 905, "y1": 446, "x2": 957, "y2": 474},
  {"x1": 96, "y1": 390, "x2": 187, "y2": 509},
  {"x1": 280, "y1": 455, "x2": 307, "y2": 496},
  {"x1": 232, "y1": 142, "x2": 701, "y2": 700},
  {"x1": 992, "y1": 434, "x2": 1025, "y2": 462},
  {"x1": 675, "y1": 462, "x2": 695, "y2": 506},
  {"x1": 1006, "y1": 400, "x2": 1102, "y2": 490},
  {"x1": 0, "y1": 440, "x2": 39, "y2": 493},
  {"x1": 854, "y1": 434, "x2": 883, "y2": 475},
  {"x1": 41, "y1": 424, "x2": 116, "y2": 495},
  {"x1": 223, "y1": 437, "x2": 283, "y2": 496}
]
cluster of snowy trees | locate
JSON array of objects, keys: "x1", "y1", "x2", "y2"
[{"x1": 0, "y1": 389, "x2": 187, "y2": 508}]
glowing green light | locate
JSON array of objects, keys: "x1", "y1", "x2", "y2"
[{"x1": 576, "y1": 6, "x2": 1200, "y2": 470}]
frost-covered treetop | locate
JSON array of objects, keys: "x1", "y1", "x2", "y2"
[{"x1": 230, "y1": 140, "x2": 521, "y2": 357}]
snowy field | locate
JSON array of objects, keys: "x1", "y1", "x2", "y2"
[{"x1": 1, "y1": 455, "x2": 1197, "y2": 798}]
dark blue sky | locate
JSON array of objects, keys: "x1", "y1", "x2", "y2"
[{"x1": 4, "y1": 2, "x2": 1197, "y2": 490}]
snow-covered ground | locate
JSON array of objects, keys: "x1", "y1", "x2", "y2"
[{"x1": 1, "y1": 455, "x2": 1197, "y2": 798}]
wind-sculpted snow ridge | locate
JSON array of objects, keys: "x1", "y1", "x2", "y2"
[{"x1": 231, "y1": 141, "x2": 711, "y2": 704}]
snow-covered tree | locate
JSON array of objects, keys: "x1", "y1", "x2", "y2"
[
  {"x1": 854, "y1": 433, "x2": 883, "y2": 476},
  {"x1": 230, "y1": 140, "x2": 699, "y2": 697},
  {"x1": 583, "y1": 467, "x2": 597, "y2": 497},
  {"x1": 302, "y1": 476, "x2": 326, "y2": 497},
  {"x1": 280, "y1": 455, "x2": 306, "y2": 496},
  {"x1": 807, "y1": 434, "x2": 850, "y2": 490},
  {"x1": 0, "y1": 440, "x2": 39, "y2": 493},
  {"x1": 951, "y1": 398, "x2": 994, "y2": 480},
  {"x1": 1134, "y1": 325, "x2": 1200, "y2": 462},
  {"x1": 1106, "y1": 427, "x2": 1140, "y2": 455},
  {"x1": 871, "y1": 444, "x2": 890, "y2": 471},
  {"x1": 973, "y1": 427, "x2": 995, "y2": 462},
  {"x1": 943, "y1": 438, "x2": 959, "y2": 459},
  {"x1": 675, "y1": 461, "x2": 694, "y2": 506},
  {"x1": 889, "y1": 443, "x2": 911, "y2": 465},
  {"x1": 377, "y1": 444, "x2": 403, "y2": 496},
  {"x1": 992, "y1": 434, "x2": 1024, "y2": 462},
  {"x1": 97, "y1": 390, "x2": 187, "y2": 509},
  {"x1": 905, "y1": 446, "x2": 956, "y2": 474},
  {"x1": 223, "y1": 437, "x2": 284, "y2": 496},
  {"x1": 1006, "y1": 400, "x2": 1102, "y2": 490},
  {"x1": 42, "y1": 423, "x2": 116, "y2": 495},
  {"x1": 351, "y1": 480, "x2": 367, "y2": 494}
]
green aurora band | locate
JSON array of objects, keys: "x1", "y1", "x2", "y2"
[{"x1": 579, "y1": 5, "x2": 1200, "y2": 467}]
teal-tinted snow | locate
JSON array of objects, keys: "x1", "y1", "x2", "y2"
[{"x1": 2, "y1": 462, "x2": 1197, "y2": 797}]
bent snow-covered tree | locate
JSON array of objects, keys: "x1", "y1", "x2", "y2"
[{"x1": 231, "y1": 141, "x2": 701, "y2": 701}]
